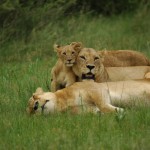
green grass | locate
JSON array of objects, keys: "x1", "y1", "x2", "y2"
[
  {"x1": 1, "y1": 13, "x2": 150, "y2": 63},
  {"x1": 0, "y1": 12, "x2": 150, "y2": 149}
]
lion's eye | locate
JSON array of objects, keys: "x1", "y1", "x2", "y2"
[
  {"x1": 34, "y1": 101, "x2": 39, "y2": 110},
  {"x1": 94, "y1": 57, "x2": 99, "y2": 61},
  {"x1": 80, "y1": 56, "x2": 85, "y2": 60},
  {"x1": 72, "y1": 51, "x2": 75, "y2": 54},
  {"x1": 63, "y1": 52, "x2": 66, "y2": 55}
]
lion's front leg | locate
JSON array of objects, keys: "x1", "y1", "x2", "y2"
[
  {"x1": 99, "y1": 103, "x2": 124, "y2": 113},
  {"x1": 50, "y1": 79, "x2": 57, "y2": 92},
  {"x1": 50, "y1": 68, "x2": 58, "y2": 92},
  {"x1": 65, "y1": 73, "x2": 76, "y2": 87},
  {"x1": 93, "y1": 89, "x2": 124, "y2": 113}
]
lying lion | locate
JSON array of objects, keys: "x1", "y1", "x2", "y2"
[
  {"x1": 27, "y1": 79, "x2": 150, "y2": 115},
  {"x1": 72, "y1": 48, "x2": 150, "y2": 82},
  {"x1": 98, "y1": 50, "x2": 150, "y2": 67},
  {"x1": 51, "y1": 42, "x2": 83, "y2": 92}
]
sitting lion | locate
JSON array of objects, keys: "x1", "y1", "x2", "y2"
[
  {"x1": 98, "y1": 50, "x2": 150, "y2": 67},
  {"x1": 72, "y1": 48, "x2": 150, "y2": 82},
  {"x1": 27, "y1": 79, "x2": 150, "y2": 115},
  {"x1": 51, "y1": 42, "x2": 83, "y2": 92}
]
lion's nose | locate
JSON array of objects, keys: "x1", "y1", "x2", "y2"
[
  {"x1": 67, "y1": 59, "x2": 72, "y2": 62},
  {"x1": 86, "y1": 65, "x2": 95, "y2": 70}
]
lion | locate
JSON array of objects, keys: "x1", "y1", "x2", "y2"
[
  {"x1": 51, "y1": 42, "x2": 83, "y2": 92},
  {"x1": 98, "y1": 50, "x2": 150, "y2": 67},
  {"x1": 72, "y1": 48, "x2": 150, "y2": 82},
  {"x1": 27, "y1": 79, "x2": 150, "y2": 115},
  {"x1": 145, "y1": 72, "x2": 150, "y2": 79}
]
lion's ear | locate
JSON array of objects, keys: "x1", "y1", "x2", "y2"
[
  {"x1": 70, "y1": 42, "x2": 83, "y2": 52},
  {"x1": 32, "y1": 87, "x2": 43, "y2": 99},
  {"x1": 32, "y1": 94, "x2": 39, "y2": 99},
  {"x1": 35, "y1": 87, "x2": 44, "y2": 95},
  {"x1": 53, "y1": 44, "x2": 61, "y2": 52}
]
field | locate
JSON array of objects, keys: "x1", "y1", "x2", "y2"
[{"x1": 0, "y1": 10, "x2": 150, "y2": 150}]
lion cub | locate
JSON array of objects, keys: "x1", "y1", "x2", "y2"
[{"x1": 51, "y1": 42, "x2": 83, "y2": 92}]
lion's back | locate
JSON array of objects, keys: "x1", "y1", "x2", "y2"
[{"x1": 99, "y1": 50, "x2": 150, "y2": 67}]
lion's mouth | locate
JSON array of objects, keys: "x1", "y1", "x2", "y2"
[
  {"x1": 82, "y1": 72, "x2": 95, "y2": 80},
  {"x1": 41, "y1": 100, "x2": 50, "y2": 113},
  {"x1": 65, "y1": 63, "x2": 74, "y2": 67}
]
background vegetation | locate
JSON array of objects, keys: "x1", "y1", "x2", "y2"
[{"x1": 0, "y1": 0, "x2": 150, "y2": 149}]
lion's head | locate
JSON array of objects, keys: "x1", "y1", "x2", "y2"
[
  {"x1": 26, "y1": 88, "x2": 56, "y2": 115},
  {"x1": 75, "y1": 48, "x2": 104, "y2": 80},
  {"x1": 54, "y1": 42, "x2": 83, "y2": 67}
]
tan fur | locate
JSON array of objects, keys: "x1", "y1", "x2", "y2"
[
  {"x1": 73, "y1": 48, "x2": 150, "y2": 82},
  {"x1": 51, "y1": 42, "x2": 83, "y2": 92},
  {"x1": 27, "y1": 79, "x2": 150, "y2": 115},
  {"x1": 145, "y1": 72, "x2": 150, "y2": 79},
  {"x1": 98, "y1": 50, "x2": 150, "y2": 67},
  {"x1": 106, "y1": 66, "x2": 150, "y2": 81}
]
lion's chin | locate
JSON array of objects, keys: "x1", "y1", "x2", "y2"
[
  {"x1": 66, "y1": 63, "x2": 74, "y2": 67},
  {"x1": 82, "y1": 73, "x2": 95, "y2": 80}
]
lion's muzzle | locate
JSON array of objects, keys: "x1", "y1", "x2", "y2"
[
  {"x1": 82, "y1": 72, "x2": 95, "y2": 80},
  {"x1": 86, "y1": 65, "x2": 95, "y2": 70}
]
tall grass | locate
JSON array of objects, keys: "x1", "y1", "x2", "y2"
[
  {"x1": 0, "y1": 5, "x2": 150, "y2": 149},
  {"x1": 1, "y1": 7, "x2": 150, "y2": 63}
]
